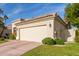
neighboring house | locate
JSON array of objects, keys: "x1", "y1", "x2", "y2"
[
  {"x1": 0, "y1": 28, "x2": 3, "y2": 36},
  {"x1": 12, "y1": 13, "x2": 76, "y2": 43},
  {"x1": 2, "y1": 25, "x2": 12, "y2": 38}
]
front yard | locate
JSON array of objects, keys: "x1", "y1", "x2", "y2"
[
  {"x1": 22, "y1": 43, "x2": 79, "y2": 56},
  {"x1": 0, "y1": 40, "x2": 7, "y2": 44}
]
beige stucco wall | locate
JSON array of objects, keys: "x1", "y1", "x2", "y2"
[
  {"x1": 12, "y1": 19, "x2": 22, "y2": 34},
  {"x1": 15, "y1": 18, "x2": 54, "y2": 40},
  {"x1": 53, "y1": 17, "x2": 69, "y2": 41},
  {"x1": 67, "y1": 28, "x2": 76, "y2": 42}
]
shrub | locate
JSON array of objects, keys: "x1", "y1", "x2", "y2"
[
  {"x1": 9, "y1": 34, "x2": 16, "y2": 40},
  {"x1": 5, "y1": 33, "x2": 9, "y2": 39},
  {"x1": 55, "y1": 38, "x2": 64, "y2": 45},
  {"x1": 42, "y1": 37, "x2": 56, "y2": 45},
  {"x1": 0, "y1": 38, "x2": 5, "y2": 41},
  {"x1": 75, "y1": 29, "x2": 79, "y2": 42}
]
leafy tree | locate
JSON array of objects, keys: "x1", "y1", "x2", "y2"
[
  {"x1": 65, "y1": 3, "x2": 79, "y2": 28},
  {"x1": 0, "y1": 9, "x2": 8, "y2": 37}
]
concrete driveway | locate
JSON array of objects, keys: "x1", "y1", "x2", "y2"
[{"x1": 0, "y1": 40, "x2": 41, "y2": 56}]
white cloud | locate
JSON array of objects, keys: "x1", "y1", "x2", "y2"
[{"x1": 8, "y1": 8, "x2": 22, "y2": 17}]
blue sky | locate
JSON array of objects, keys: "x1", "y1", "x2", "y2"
[{"x1": 0, "y1": 3, "x2": 68, "y2": 25}]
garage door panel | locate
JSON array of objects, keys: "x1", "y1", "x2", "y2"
[{"x1": 20, "y1": 26, "x2": 48, "y2": 42}]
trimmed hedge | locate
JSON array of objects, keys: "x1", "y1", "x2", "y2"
[
  {"x1": 75, "y1": 29, "x2": 79, "y2": 42},
  {"x1": 42, "y1": 37, "x2": 56, "y2": 45},
  {"x1": 55, "y1": 38, "x2": 64, "y2": 45}
]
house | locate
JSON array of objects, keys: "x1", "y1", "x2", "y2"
[
  {"x1": 0, "y1": 28, "x2": 4, "y2": 37},
  {"x1": 12, "y1": 13, "x2": 76, "y2": 43}
]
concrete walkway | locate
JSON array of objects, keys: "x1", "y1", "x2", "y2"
[{"x1": 0, "y1": 40, "x2": 41, "y2": 56}]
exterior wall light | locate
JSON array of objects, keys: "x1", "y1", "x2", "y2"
[{"x1": 49, "y1": 23, "x2": 52, "y2": 27}]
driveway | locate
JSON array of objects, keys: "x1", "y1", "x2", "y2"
[{"x1": 0, "y1": 40, "x2": 41, "y2": 56}]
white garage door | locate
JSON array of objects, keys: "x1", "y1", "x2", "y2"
[{"x1": 19, "y1": 25, "x2": 48, "y2": 42}]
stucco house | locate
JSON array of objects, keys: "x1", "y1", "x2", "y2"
[
  {"x1": 12, "y1": 13, "x2": 76, "y2": 43},
  {"x1": 3, "y1": 25, "x2": 12, "y2": 35}
]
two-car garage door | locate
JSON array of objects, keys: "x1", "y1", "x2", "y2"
[{"x1": 19, "y1": 25, "x2": 48, "y2": 42}]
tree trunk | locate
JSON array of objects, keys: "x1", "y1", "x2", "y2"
[{"x1": 0, "y1": 27, "x2": 5, "y2": 37}]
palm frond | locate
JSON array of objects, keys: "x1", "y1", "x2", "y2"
[{"x1": 4, "y1": 15, "x2": 8, "y2": 20}]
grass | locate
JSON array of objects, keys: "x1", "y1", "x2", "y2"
[
  {"x1": 0, "y1": 40, "x2": 7, "y2": 44},
  {"x1": 22, "y1": 43, "x2": 79, "y2": 56},
  {"x1": 0, "y1": 39, "x2": 8, "y2": 44}
]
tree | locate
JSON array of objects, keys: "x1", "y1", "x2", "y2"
[
  {"x1": 0, "y1": 9, "x2": 8, "y2": 37},
  {"x1": 65, "y1": 3, "x2": 79, "y2": 28}
]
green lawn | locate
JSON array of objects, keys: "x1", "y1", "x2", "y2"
[
  {"x1": 22, "y1": 43, "x2": 79, "y2": 56},
  {"x1": 0, "y1": 40, "x2": 8, "y2": 44},
  {"x1": 0, "y1": 41, "x2": 5, "y2": 44}
]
